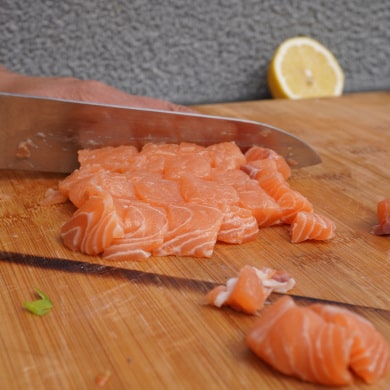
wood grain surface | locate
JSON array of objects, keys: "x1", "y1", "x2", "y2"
[{"x1": 1, "y1": 92, "x2": 389, "y2": 389}]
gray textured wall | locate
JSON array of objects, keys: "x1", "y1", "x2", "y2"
[{"x1": 1, "y1": 0, "x2": 389, "y2": 105}]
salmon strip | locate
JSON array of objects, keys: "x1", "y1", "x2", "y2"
[
  {"x1": 371, "y1": 197, "x2": 390, "y2": 235},
  {"x1": 290, "y1": 211, "x2": 336, "y2": 243},
  {"x1": 246, "y1": 296, "x2": 390, "y2": 386},
  {"x1": 61, "y1": 188, "x2": 124, "y2": 255},
  {"x1": 206, "y1": 265, "x2": 295, "y2": 314}
]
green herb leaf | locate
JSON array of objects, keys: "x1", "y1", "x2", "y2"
[{"x1": 23, "y1": 288, "x2": 53, "y2": 316}]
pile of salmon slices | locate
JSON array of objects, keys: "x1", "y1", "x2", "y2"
[{"x1": 43, "y1": 142, "x2": 336, "y2": 260}]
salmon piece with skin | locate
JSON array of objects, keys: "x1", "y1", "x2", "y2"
[
  {"x1": 61, "y1": 188, "x2": 124, "y2": 255},
  {"x1": 290, "y1": 211, "x2": 336, "y2": 243},
  {"x1": 207, "y1": 265, "x2": 295, "y2": 314},
  {"x1": 246, "y1": 296, "x2": 390, "y2": 386},
  {"x1": 154, "y1": 203, "x2": 223, "y2": 257},
  {"x1": 371, "y1": 197, "x2": 390, "y2": 235},
  {"x1": 103, "y1": 199, "x2": 168, "y2": 261}
]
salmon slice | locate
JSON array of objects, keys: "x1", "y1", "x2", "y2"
[
  {"x1": 78, "y1": 145, "x2": 139, "y2": 172},
  {"x1": 207, "y1": 141, "x2": 246, "y2": 170},
  {"x1": 310, "y1": 303, "x2": 390, "y2": 384},
  {"x1": 245, "y1": 146, "x2": 292, "y2": 179},
  {"x1": 206, "y1": 265, "x2": 295, "y2": 314},
  {"x1": 246, "y1": 296, "x2": 390, "y2": 386},
  {"x1": 154, "y1": 203, "x2": 223, "y2": 257},
  {"x1": 371, "y1": 197, "x2": 390, "y2": 235},
  {"x1": 61, "y1": 188, "x2": 124, "y2": 255},
  {"x1": 103, "y1": 200, "x2": 168, "y2": 261},
  {"x1": 290, "y1": 211, "x2": 336, "y2": 243},
  {"x1": 217, "y1": 205, "x2": 259, "y2": 244}
]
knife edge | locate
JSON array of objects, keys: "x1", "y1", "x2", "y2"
[{"x1": 0, "y1": 92, "x2": 321, "y2": 173}]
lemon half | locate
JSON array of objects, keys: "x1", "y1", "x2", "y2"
[{"x1": 268, "y1": 36, "x2": 344, "y2": 99}]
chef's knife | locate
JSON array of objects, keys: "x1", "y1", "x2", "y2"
[{"x1": 0, "y1": 92, "x2": 321, "y2": 173}]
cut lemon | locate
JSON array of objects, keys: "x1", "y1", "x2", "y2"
[{"x1": 268, "y1": 36, "x2": 344, "y2": 99}]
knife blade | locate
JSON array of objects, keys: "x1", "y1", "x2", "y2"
[{"x1": 0, "y1": 92, "x2": 321, "y2": 173}]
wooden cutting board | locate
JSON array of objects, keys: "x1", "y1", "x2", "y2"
[{"x1": 1, "y1": 92, "x2": 389, "y2": 389}]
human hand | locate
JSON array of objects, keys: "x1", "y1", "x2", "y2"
[{"x1": 0, "y1": 65, "x2": 195, "y2": 113}]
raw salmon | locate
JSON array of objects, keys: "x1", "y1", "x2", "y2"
[
  {"x1": 216, "y1": 205, "x2": 259, "y2": 244},
  {"x1": 78, "y1": 145, "x2": 139, "y2": 172},
  {"x1": 371, "y1": 197, "x2": 390, "y2": 235},
  {"x1": 290, "y1": 211, "x2": 336, "y2": 243},
  {"x1": 207, "y1": 141, "x2": 246, "y2": 170},
  {"x1": 154, "y1": 203, "x2": 223, "y2": 257},
  {"x1": 163, "y1": 151, "x2": 211, "y2": 180},
  {"x1": 134, "y1": 176, "x2": 184, "y2": 206},
  {"x1": 44, "y1": 141, "x2": 334, "y2": 260},
  {"x1": 246, "y1": 295, "x2": 390, "y2": 386},
  {"x1": 180, "y1": 176, "x2": 258, "y2": 243},
  {"x1": 255, "y1": 173, "x2": 313, "y2": 223},
  {"x1": 103, "y1": 199, "x2": 168, "y2": 261},
  {"x1": 245, "y1": 146, "x2": 292, "y2": 179},
  {"x1": 206, "y1": 265, "x2": 295, "y2": 314},
  {"x1": 234, "y1": 180, "x2": 282, "y2": 227},
  {"x1": 61, "y1": 187, "x2": 124, "y2": 255}
]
